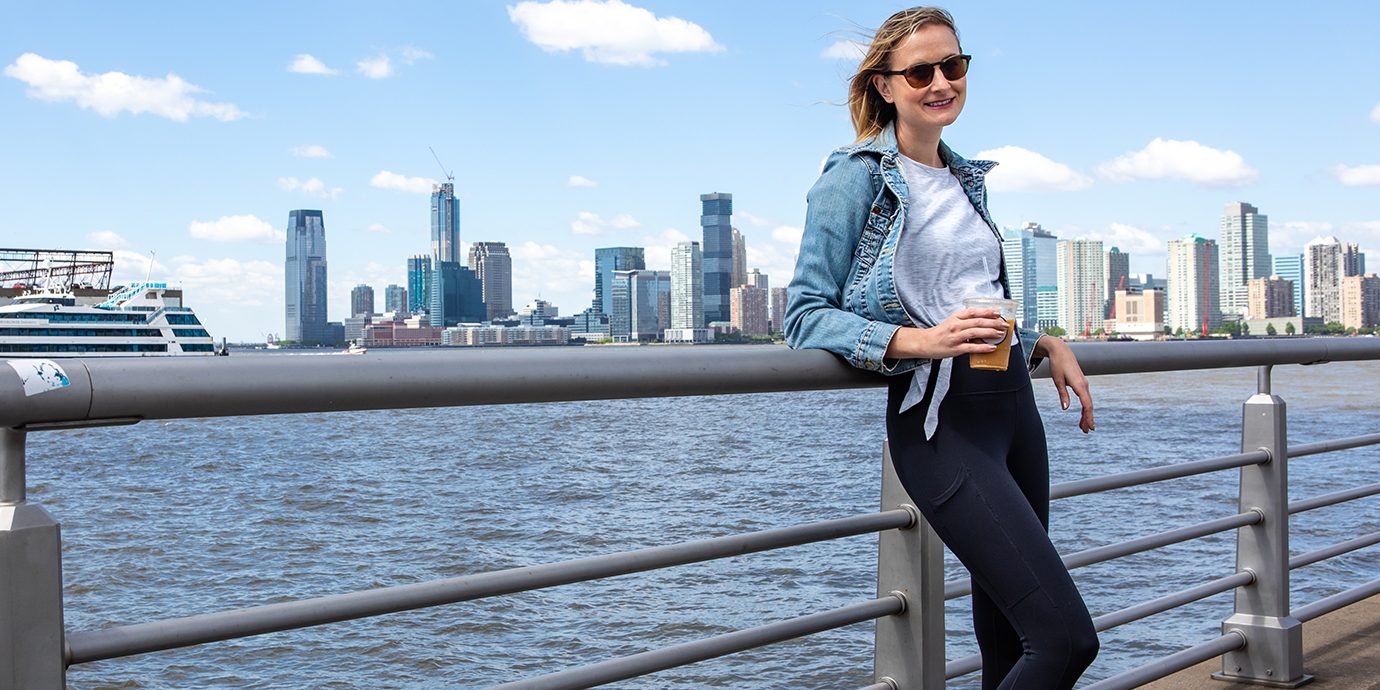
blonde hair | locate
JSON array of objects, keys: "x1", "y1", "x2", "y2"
[{"x1": 848, "y1": 7, "x2": 960, "y2": 141}]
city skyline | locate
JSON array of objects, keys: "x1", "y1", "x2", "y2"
[{"x1": 4, "y1": 1, "x2": 1380, "y2": 340}]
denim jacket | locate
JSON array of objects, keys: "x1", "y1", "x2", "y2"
[{"x1": 784, "y1": 122, "x2": 1043, "y2": 385}]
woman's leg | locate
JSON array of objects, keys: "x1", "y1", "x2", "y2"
[{"x1": 886, "y1": 364, "x2": 1098, "y2": 689}]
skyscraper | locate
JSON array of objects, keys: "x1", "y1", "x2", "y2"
[
  {"x1": 1055, "y1": 239, "x2": 1105, "y2": 336},
  {"x1": 1218, "y1": 202, "x2": 1270, "y2": 318},
  {"x1": 431, "y1": 183, "x2": 461, "y2": 264},
  {"x1": 407, "y1": 255, "x2": 431, "y2": 314},
  {"x1": 1000, "y1": 222, "x2": 1057, "y2": 329},
  {"x1": 730, "y1": 284, "x2": 769, "y2": 337},
  {"x1": 611, "y1": 269, "x2": 670, "y2": 342},
  {"x1": 384, "y1": 284, "x2": 407, "y2": 315},
  {"x1": 1304, "y1": 236, "x2": 1361, "y2": 324},
  {"x1": 429, "y1": 261, "x2": 485, "y2": 327},
  {"x1": 730, "y1": 227, "x2": 746, "y2": 289},
  {"x1": 1104, "y1": 247, "x2": 1130, "y2": 319},
  {"x1": 1167, "y1": 235, "x2": 1221, "y2": 335},
  {"x1": 700, "y1": 193, "x2": 733, "y2": 325},
  {"x1": 670, "y1": 241, "x2": 703, "y2": 329},
  {"x1": 468, "y1": 241, "x2": 513, "y2": 320},
  {"x1": 746, "y1": 268, "x2": 768, "y2": 291},
  {"x1": 350, "y1": 284, "x2": 375, "y2": 317},
  {"x1": 593, "y1": 247, "x2": 645, "y2": 315},
  {"x1": 1273, "y1": 254, "x2": 1304, "y2": 318},
  {"x1": 769, "y1": 287, "x2": 788, "y2": 334},
  {"x1": 285, "y1": 209, "x2": 327, "y2": 343}
]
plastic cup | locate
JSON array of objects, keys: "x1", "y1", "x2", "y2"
[{"x1": 963, "y1": 297, "x2": 1018, "y2": 371}]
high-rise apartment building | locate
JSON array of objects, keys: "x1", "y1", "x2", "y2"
[
  {"x1": 1000, "y1": 222, "x2": 1058, "y2": 329},
  {"x1": 1341, "y1": 274, "x2": 1380, "y2": 330},
  {"x1": 593, "y1": 247, "x2": 645, "y2": 315},
  {"x1": 730, "y1": 284, "x2": 769, "y2": 337},
  {"x1": 769, "y1": 287, "x2": 787, "y2": 334},
  {"x1": 746, "y1": 268, "x2": 768, "y2": 291},
  {"x1": 407, "y1": 255, "x2": 431, "y2": 314},
  {"x1": 1247, "y1": 276, "x2": 1294, "y2": 319},
  {"x1": 468, "y1": 241, "x2": 513, "y2": 320},
  {"x1": 1273, "y1": 254, "x2": 1304, "y2": 318},
  {"x1": 429, "y1": 261, "x2": 485, "y2": 327},
  {"x1": 1166, "y1": 235, "x2": 1221, "y2": 334},
  {"x1": 431, "y1": 183, "x2": 461, "y2": 264},
  {"x1": 1304, "y1": 236, "x2": 1362, "y2": 324},
  {"x1": 670, "y1": 241, "x2": 704, "y2": 330},
  {"x1": 350, "y1": 284, "x2": 375, "y2": 317},
  {"x1": 1055, "y1": 239, "x2": 1105, "y2": 335},
  {"x1": 1104, "y1": 247, "x2": 1130, "y2": 319},
  {"x1": 285, "y1": 209, "x2": 328, "y2": 343},
  {"x1": 700, "y1": 193, "x2": 734, "y2": 325},
  {"x1": 730, "y1": 228, "x2": 746, "y2": 289},
  {"x1": 384, "y1": 284, "x2": 407, "y2": 315},
  {"x1": 611, "y1": 269, "x2": 671, "y2": 342},
  {"x1": 1113, "y1": 289, "x2": 1165, "y2": 340},
  {"x1": 1218, "y1": 202, "x2": 1270, "y2": 318}
]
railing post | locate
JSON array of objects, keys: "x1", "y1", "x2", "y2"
[
  {"x1": 0, "y1": 428, "x2": 66, "y2": 689},
  {"x1": 875, "y1": 441, "x2": 944, "y2": 689},
  {"x1": 1214, "y1": 366, "x2": 1312, "y2": 687}
]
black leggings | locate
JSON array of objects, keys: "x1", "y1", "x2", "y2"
[{"x1": 886, "y1": 348, "x2": 1098, "y2": 690}]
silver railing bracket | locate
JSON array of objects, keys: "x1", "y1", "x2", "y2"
[{"x1": 875, "y1": 442, "x2": 944, "y2": 690}]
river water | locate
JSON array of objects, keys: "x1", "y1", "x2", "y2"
[{"x1": 25, "y1": 350, "x2": 1380, "y2": 689}]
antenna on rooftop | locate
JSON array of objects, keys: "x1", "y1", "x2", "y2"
[{"x1": 429, "y1": 146, "x2": 454, "y2": 184}]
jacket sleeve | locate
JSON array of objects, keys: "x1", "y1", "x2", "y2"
[
  {"x1": 784, "y1": 153, "x2": 901, "y2": 372},
  {"x1": 1018, "y1": 327, "x2": 1045, "y2": 372}
]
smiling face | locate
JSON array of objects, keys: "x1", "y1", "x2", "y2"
[{"x1": 870, "y1": 23, "x2": 966, "y2": 150}]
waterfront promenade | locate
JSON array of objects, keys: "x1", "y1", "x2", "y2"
[{"x1": 1149, "y1": 593, "x2": 1380, "y2": 689}]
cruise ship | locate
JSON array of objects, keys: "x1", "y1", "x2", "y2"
[{"x1": 0, "y1": 282, "x2": 216, "y2": 357}]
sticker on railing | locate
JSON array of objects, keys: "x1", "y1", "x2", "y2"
[{"x1": 6, "y1": 359, "x2": 71, "y2": 397}]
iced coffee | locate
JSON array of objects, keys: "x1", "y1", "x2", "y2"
[{"x1": 963, "y1": 297, "x2": 1018, "y2": 371}]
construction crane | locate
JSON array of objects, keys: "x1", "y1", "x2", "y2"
[{"x1": 429, "y1": 147, "x2": 454, "y2": 184}]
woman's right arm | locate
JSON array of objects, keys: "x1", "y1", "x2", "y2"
[{"x1": 784, "y1": 153, "x2": 903, "y2": 372}]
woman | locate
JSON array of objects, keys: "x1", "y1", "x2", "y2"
[{"x1": 784, "y1": 7, "x2": 1099, "y2": 689}]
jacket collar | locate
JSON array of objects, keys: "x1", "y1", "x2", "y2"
[{"x1": 852, "y1": 121, "x2": 998, "y2": 177}]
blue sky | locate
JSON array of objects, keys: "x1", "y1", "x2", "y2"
[{"x1": 3, "y1": 1, "x2": 1378, "y2": 341}]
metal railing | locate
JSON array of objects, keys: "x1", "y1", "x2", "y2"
[{"x1": 1, "y1": 338, "x2": 1378, "y2": 689}]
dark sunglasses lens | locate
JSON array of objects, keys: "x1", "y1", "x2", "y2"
[
  {"x1": 903, "y1": 64, "x2": 934, "y2": 88},
  {"x1": 940, "y1": 56, "x2": 969, "y2": 81}
]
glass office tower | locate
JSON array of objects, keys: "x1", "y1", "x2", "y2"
[
  {"x1": 285, "y1": 209, "x2": 327, "y2": 343},
  {"x1": 700, "y1": 193, "x2": 733, "y2": 325}
]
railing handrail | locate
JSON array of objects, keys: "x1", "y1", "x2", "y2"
[{"x1": 5, "y1": 338, "x2": 1380, "y2": 429}]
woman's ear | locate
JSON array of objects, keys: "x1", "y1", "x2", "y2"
[{"x1": 871, "y1": 73, "x2": 894, "y2": 104}]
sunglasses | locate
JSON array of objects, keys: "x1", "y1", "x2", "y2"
[{"x1": 878, "y1": 54, "x2": 972, "y2": 89}]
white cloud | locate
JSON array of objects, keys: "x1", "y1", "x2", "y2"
[
  {"x1": 642, "y1": 228, "x2": 691, "y2": 268},
  {"x1": 1333, "y1": 164, "x2": 1380, "y2": 187},
  {"x1": 771, "y1": 225, "x2": 803, "y2": 247},
  {"x1": 1096, "y1": 138, "x2": 1258, "y2": 186},
  {"x1": 173, "y1": 257, "x2": 282, "y2": 308},
  {"x1": 567, "y1": 175, "x2": 599, "y2": 188},
  {"x1": 278, "y1": 176, "x2": 343, "y2": 200},
  {"x1": 821, "y1": 39, "x2": 867, "y2": 61},
  {"x1": 187, "y1": 214, "x2": 284, "y2": 243},
  {"x1": 289, "y1": 144, "x2": 333, "y2": 158},
  {"x1": 975, "y1": 145, "x2": 1093, "y2": 192},
  {"x1": 366, "y1": 223, "x2": 392, "y2": 234},
  {"x1": 570, "y1": 210, "x2": 640, "y2": 235},
  {"x1": 87, "y1": 230, "x2": 128, "y2": 248},
  {"x1": 507, "y1": 0, "x2": 724, "y2": 67},
  {"x1": 400, "y1": 46, "x2": 434, "y2": 64},
  {"x1": 509, "y1": 241, "x2": 594, "y2": 305},
  {"x1": 1371, "y1": 102, "x2": 1380, "y2": 124},
  {"x1": 4, "y1": 52, "x2": 245, "y2": 121},
  {"x1": 737, "y1": 211, "x2": 772, "y2": 227},
  {"x1": 1079, "y1": 223, "x2": 1165, "y2": 256},
  {"x1": 288, "y1": 54, "x2": 337, "y2": 75},
  {"x1": 1273, "y1": 221, "x2": 1335, "y2": 255},
  {"x1": 111, "y1": 250, "x2": 170, "y2": 285},
  {"x1": 369, "y1": 170, "x2": 437, "y2": 194},
  {"x1": 356, "y1": 55, "x2": 394, "y2": 79}
]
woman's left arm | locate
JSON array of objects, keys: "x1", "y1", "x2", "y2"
[{"x1": 1032, "y1": 335, "x2": 1095, "y2": 433}]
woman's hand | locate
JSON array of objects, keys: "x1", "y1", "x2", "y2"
[
  {"x1": 885, "y1": 308, "x2": 1008, "y2": 360},
  {"x1": 1035, "y1": 336, "x2": 1095, "y2": 433}
]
